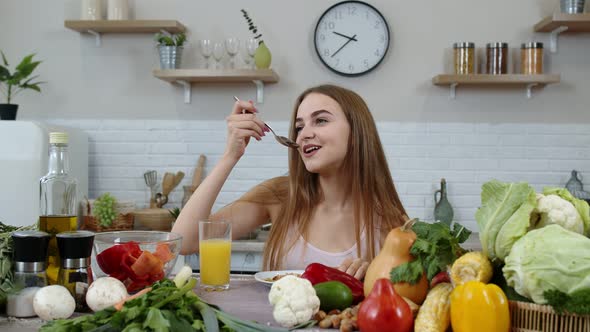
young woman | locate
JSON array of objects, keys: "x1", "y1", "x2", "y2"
[{"x1": 172, "y1": 85, "x2": 407, "y2": 280}]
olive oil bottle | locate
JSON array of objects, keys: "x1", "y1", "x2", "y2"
[{"x1": 39, "y1": 132, "x2": 78, "y2": 284}]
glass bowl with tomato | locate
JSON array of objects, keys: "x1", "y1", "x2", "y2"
[{"x1": 92, "y1": 231, "x2": 182, "y2": 293}]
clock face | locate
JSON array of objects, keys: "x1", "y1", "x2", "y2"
[{"x1": 314, "y1": 1, "x2": 390, "y2": 76}]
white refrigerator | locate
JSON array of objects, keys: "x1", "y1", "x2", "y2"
[{"x1": 0, "y1": 121, "x2": 88, "y2": 227}]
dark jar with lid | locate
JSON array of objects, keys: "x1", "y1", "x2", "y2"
[
  {"x1": 486, "y1": 42, "x2": 509, "y2": 74},
  {"x1": 7, "y1": 231, "x2": 50, "y2": 317},
  {"x1": 57, "y1": 230, "x2": 95, "y2": 312},
  {"x1": 521, "y1": 42, "x2": 543, "y2": 74}
]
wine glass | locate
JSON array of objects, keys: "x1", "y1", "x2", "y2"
[
  {"x1": 212, "y1": 41, "x2": 225, "y2": 70},
  {"x1": 244, "y1": 38, "x2": 258, "y2": 69},
  {"x1": 199, "y1": 39, "x2": 212, "y2": 69},
  {"x1": 225, "y1": 37, "x2": 240, "y2": 69}
]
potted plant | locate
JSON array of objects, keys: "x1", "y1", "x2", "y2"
[
  {"x1": 241, "y1": 9, "x2": 271, "y2": 69},
  {"x1": 155, "y1": 32, "x2": 186, "y2": 69},
  {"x1": 0, "y1": 52, "x2": 43, "y2": 120}
]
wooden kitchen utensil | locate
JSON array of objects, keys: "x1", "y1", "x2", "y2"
[
  {"x1": 155, "y1": 171, "x2": 186, "y2": 208},
  {"x1": 182, "y1": 155, "x2": 207, "y2": 208},
  {"x1": 172, "y1": 171, "x2": 185, "y2": 190}
]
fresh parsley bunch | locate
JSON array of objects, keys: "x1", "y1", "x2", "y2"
[{"x1": 391, "y1": 220, "x2": 471, "y2": 285}]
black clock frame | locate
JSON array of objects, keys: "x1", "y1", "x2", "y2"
[{"x1": 313, "y1": 0, "x2": 391, "y2": 77}]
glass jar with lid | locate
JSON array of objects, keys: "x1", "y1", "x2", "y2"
[
  {"x1": 453, "y1": 42, "x2": 475, "y2": 74},
  {"x1": 521, "y1": 42, "x2": 543, "y2": 75},
  {"x1": 486, "y1": 42, "x2": 509, "y2": 74}
]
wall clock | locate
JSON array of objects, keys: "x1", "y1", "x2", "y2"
[{"x1": 314, "y1": 0, "x2": 390, "y2": 76}]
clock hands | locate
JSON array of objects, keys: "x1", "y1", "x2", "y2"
[
  {"x1": 331, "y1": 34, "x2": 357, "y2": 58},
  {"x1": 332, "y1": 31, "x2": 358, "y2": 42}
]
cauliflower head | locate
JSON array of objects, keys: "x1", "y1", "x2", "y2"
[
  {"x1": 531, "y1": 194, "x2": 585, "y2": 234},
  {"x1": 268, "y1": 275, "x2": 320, "y2": 328}
]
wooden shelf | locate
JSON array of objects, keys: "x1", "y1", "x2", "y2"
[
  {"x1": 534, "y1": 13, "x2": 590, "y2": 32},
  {"x1": 432, "y1": 74, "x2": 560, "y2": 98},
  {"x1": 64, "y1": 20, "x2": 186, "y2": 33},
  {"x1": 533, "y1": 13, "x2": 590, "y2": 52},
  {"x1": 153, "y1": 69, "x2": 280, "y2": 104},
  {"x1": 64, "y1": 20, "x2": 186, "y2": 46},
  {"x1": 153, "y1": 69, "x2": 279, "y2": 83}
]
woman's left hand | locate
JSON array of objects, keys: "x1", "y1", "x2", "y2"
[{"x1": 337, "y1": 258, "x2": 369, "y2": 280}]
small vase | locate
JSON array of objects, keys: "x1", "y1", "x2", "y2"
[
  {"x1": 254, "y1": 42, "x2": 272, "y2": 69},
  {"x1": 158, "y1": 46, "x2": 183, "y2": 69},
  {"x1": 434, "y1": 178, "x2": 454, "y2": 226},
  {"x1": 560, "y1": 0, "x2": 585, "y2": 13},
  {"x1": 0, "y1": 104, "x2": 18, "y2": 120}
]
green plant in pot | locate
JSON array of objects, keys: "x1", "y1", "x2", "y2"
[
  {"x1": 241, "y1": 9, "x2": 271, "y2": 69},
  {"x1": 0, "y1": 51, "x2": 43, "y2": 120},
  {"x1": 155, "y1": 32, "x2": 186, "y2": 70}
]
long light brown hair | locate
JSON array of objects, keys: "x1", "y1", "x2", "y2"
[{"x1": 243, "y1": 85, "x2": 407, "y2": 270}]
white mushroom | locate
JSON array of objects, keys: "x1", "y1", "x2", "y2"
[
  {"x1": 33, "y1": 285, "x2": 76, "y2": 320},
  {"x1": 86, "y1": 277, "x2": 129, "y2": 312}
]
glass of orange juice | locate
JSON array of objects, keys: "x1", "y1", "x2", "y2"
[{"x1": 199, "y1": 220, "x2": 232, "y2": 290}]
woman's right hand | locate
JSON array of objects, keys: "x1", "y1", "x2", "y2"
[{"x1": 224, "y1": 100, "x2": 268, "y2": 160}]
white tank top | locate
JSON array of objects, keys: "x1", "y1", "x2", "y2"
[{"x1": 281, "y1": 229, "x2": 381, "y2": 270}]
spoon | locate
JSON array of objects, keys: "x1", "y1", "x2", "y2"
[{"x1": 233, "y1": 96, "x2": 299, "y2": 149}]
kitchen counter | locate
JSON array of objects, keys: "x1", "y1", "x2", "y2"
[{"x1": 0, "y1": 274, "x2": 326, "y2": 331}]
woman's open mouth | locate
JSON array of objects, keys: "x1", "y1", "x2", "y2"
[{"x1": 302, "y1": 144, "x2": 321, "y2": 157}]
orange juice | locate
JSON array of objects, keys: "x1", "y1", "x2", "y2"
[{"x1": 199, "y1": 239, "x2": 231, "y2": 287}]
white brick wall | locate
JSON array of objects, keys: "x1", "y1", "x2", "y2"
[{"x1": 50, "y1": 120, "x2": 590, "y2": 232}]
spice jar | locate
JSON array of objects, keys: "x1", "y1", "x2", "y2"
[
  {"x1": 453, "y1": 42, "x2": 475, "y2": 74},
  {"x1": 6, "y1": 231, "x2": 50, "y2": 317},
  {"x1": 521, "y1": 42, "x2": 543, "y2": 75},
  {"x1": 57, "y1": 231, "x2": 95, "y2": 312},
  {"x1": 486, "y1": 42, "x2": 509, "y2": 74}
]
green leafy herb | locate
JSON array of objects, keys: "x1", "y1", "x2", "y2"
[
  {"x1": 390, "y1": 220, "x2": 471, "y2": 285},
  {"x1": 543, "y1": 289, "x2": 590, "y2": 315},
  {"x1": 155, "y1": 32, "x2": 186, "y2": 47},
  {"x1": 0, "y1": 221, "x2": 37, "y2": 306},
  {"x1": 169, "y1": 207, "x2": 180, "y2": 220},
  {"x1": 241, "y1": 9, "x2": 264, "y2": 45},
  {"x1": 40, "y1": 277, "x2": 302, "y2": 332}
]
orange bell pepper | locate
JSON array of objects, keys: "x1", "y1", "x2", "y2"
[
  {"x1": 130, "y1": 250, "x2": 164, "y2": 277},
  {"x1": 450, "y1": 280, "x2": 510, "y2": 332},
  {"x1": 153, "y1": 243, "x2": 174, "y2": 263}
]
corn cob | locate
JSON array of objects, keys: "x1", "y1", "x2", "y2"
[
  {"x1": 414, "y1": 282, "x2": 453, "y2": 332},
  {"x1": 450, "y1": 251, "x2": 493, "y2": 286}
]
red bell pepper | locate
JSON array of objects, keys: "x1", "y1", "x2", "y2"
[
  {"x1": 125, "y1": 279, "x2": 152, "y2": 293},
  {"x1": 121, "y1": 252, "x2": 149, "y2": 282},
  {"x1": 96, "y1": 242, "x2": 141, "y2": 274},
  {"x1": 357, "y1": 278, "x2": 413, "y2": 332},
  {"x1": 301, "y1": 263, "x2": 365, "y2": 304}
]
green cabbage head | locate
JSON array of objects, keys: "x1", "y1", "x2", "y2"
[
  {"x1": 476, "y1": 180, "x2": 537, "y2": 262},
  {"x1": 503, "y1": 224, "x2": 590, "y2": 304}
]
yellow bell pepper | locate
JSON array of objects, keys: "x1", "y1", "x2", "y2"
[{"x1": 450, "y1": 280, "x2": 510, "y2": 332}]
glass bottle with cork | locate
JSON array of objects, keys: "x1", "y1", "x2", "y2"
[
  {"x1": 57, "y1": 230, "x2": 95, "y2": 312},
  {"x1": 39, "y1": 132, "x2": 79, "y2": 285}
]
